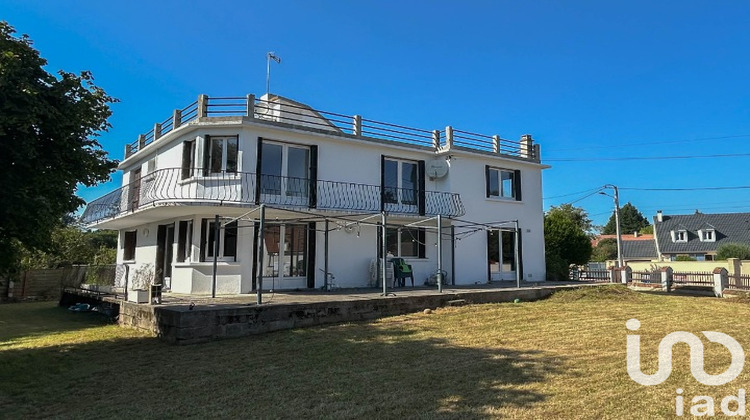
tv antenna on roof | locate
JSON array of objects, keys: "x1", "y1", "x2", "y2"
[{"x1": 266, "y1": 52, "x2": 281, "y2": 96}]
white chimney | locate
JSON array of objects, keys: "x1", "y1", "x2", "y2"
[{"x1": 656, "y1": 210, "x2": 663, "y2": 223}]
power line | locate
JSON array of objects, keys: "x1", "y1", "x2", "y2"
[
  {"x1": 543, "y1": 186, "x2": 604, "y2": 200},
  {"x1": 546, "y1": 153, "x2": 750, "y2": 162},
  {"x1": 566, "y1": 188, "x2": 606, "y2": 205},
  {"x1": 620, "y1": 185, "x2": 750, "y2": 191},
  {"x1": 545, "y1": 134, "x2": 750, "y2": 152}
]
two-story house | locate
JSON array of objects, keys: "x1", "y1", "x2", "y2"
[
  {"x1": 81, "y1": 94, "x2": 548, "y2": 295},
  {"x1": 653, "y1": 210, "x2": 750, "y2": 261}
]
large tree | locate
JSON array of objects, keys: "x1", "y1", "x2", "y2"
[
  {"x1": 0, "y1": 22, "x2": 117, "y2": 274},
  {"x1": 602, "y1": 202, "x2": 650, "y2": 235},
  {"x1": 544, "y1": 205, "x2": 593, "y2": 280},
  {"x1": 549, "y1": 203, "x2": 595, "y2": 234},
  {"x1": 591, "y1": 238, "x2": 618, "y2": 262}
]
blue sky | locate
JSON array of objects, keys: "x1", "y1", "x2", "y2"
[{"x1": 4, "y1": 1, "x2": 750, "y2": 228}]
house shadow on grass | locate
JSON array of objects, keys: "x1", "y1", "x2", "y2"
[{"x1": 1, "y1": 318, "x2": 563, "y2": 419}]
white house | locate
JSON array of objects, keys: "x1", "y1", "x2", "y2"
[{"x1": 82, "y1": 94, "x2": 548, "y2": 295}]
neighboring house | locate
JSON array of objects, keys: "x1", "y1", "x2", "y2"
[
  {"x1": 592, "y1": 233, "x2": 658, "y2": 263},
  {"x1": 653, "y1": 210, "x2": 750, "y2": 261},
  {"x1": 81, "y1": 93, "x2": 548, "y2": 294}
]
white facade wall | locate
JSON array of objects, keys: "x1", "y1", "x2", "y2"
[{"x1": 107, "y1": 103, "x2": 546, "y2": 295}]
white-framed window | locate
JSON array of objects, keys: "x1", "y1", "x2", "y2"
[
  {"x1": 488, "y1": 229, "x2": 517, "y2": 275},
  {"x1": 260, "y1": 141, "x2": 310, "y2": 197},
  {"x1": 486, "y1": 167, "x2": 520, "y2": 200},
  {"x1": 261, "y1": 224, "x2": 309, "y2": 278},
  {"x1": 205, "y1": 135, "x2": 239, "y2": 175},
  {"x1": 385, "y1": 227, "x2": 425, "y2": 258},
  {"x1": 383, "y1": 158, "x2": 419, "y2": 205},
  {"x1": 699, "y1": 229, "x2": 715, "y2": 242},
  {"x1": 671, "y1": 229, "x2": 688, "y2": 243}
]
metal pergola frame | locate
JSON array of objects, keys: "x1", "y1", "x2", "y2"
[{"x1": 208, "y1": 204, "x2": 522, "y2": 304}]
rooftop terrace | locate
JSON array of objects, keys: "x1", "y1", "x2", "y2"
[{"x1": 124, "y1": 94, "x2": 541, "y2": 162}]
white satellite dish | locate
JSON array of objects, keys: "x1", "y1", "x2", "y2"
[{"x1": 426, "y1": 158, "x2": 449, "y2": 179}]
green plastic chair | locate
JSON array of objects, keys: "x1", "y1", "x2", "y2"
[{"x1": 391, "y1": 258, "x2": 414, "y2": 287}]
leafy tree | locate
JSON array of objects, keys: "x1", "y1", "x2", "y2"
[
  {"x1": 716, "y1": 243, "x2": 750, "y2": 261},
  {"x1": 674, "y1": 255, "x2": 696, "y2": 261},
  {"x1": 544, "y1": 205, "x2": 593, "y2": 280},
  {"x1": 548, "y1": 203, "x2": 595, "y2": 234},
  {"x1": 639, "y1": 225, "x2": 654, "y2": 234},
  {"x1": 591, "y1": 238, "x2": 618, "y2": 262},
  {"x1": 0, "y1": 22, "x2": 117, "y2": 275},
  {"x1": 602, "y1": 202, "x2": 650, "y2": 235},
  {"x1": 20, "y1": 226, "x2": 117, "y2": 269}
]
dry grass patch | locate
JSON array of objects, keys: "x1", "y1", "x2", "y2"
[{"x1": 2, "y1": 290, "x2": 750, "y2": 418}]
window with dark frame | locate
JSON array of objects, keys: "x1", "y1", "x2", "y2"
[
  {"x1": 385, "y1": 227, "x2": 425, "y2": 258},
  {"x1": 486, "y1": 167, "x2": 520, "y2": 200},
  {"x1": 123, "y1": 230, "x2": 137, "y2": 261},
  {"x1": 259, "y1": 141, "x2": 310, "y2": 197},
  {"x1": 181, "y1": 140, "x2": 196, "y2": 179},
  {"x1": 177, "y1": 220, "x2": 193, "y2": 262},
  {"x1": 202, "y1": 219, "x2": 238, "y2": 261},
  {"x1": 383, "y1": 158, "x2": 418, "y2": 205},
  {"x1": 205, "y1": 136, "x2": 239, "y2": 175}
]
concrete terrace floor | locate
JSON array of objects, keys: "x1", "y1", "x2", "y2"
[{"x1": 155, "y1": 281, "x2": 599, "y2": 308}]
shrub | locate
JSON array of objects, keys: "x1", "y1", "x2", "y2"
[{"x1": 716, "y1": 243, "x2": 750, "y2": 260}]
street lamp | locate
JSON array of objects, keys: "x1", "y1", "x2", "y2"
[{"x1": 600, "y1": 185, "x2": 624, "y2": 268}]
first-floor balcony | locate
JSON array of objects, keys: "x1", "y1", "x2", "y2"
[{"x1": 81, "y1": 168, "x2": 466, "y2": 227}]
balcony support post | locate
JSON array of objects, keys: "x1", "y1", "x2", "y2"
[
  {"x1": 197, "y1": 94, "x2": 208, "y2": 118},
  {"x1": 246, "y1": 94, "x2": 255, "y2": 118},
  {"x1": 520, "y1": 134, "x2": 533, "y2": 159},
  {"x1": 381, "y1": 211, "x2": 388, "y2": 296},
  {"x1": 451, "y1": 225, "x2": 456, "y2": 286},
  {"x1": 173, "y1": 109, "x2": 182, "y2": 128},
  {"x1": 437, "y1": 214, "x2": 443, "y2": 293},
  {"x1": 256, "y1": 204, "x2": 266, "y2": 305},
  {"x1": 324, "y1": 219, "x2": 330, "y2": 290},
  {"x1": 515, "y1": 221, "x2": 521, "y2": 288},
  {"x1": 212, "y1": 214, "x2": 220, "y2": 299},
  {"x1": 154, "y1": 122, "x2": 162, "y2": 140},
  {"x1": 353, "y1": 115, "x2": 362, "y2": 136}
]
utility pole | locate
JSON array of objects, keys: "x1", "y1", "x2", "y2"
[{"x1": 602, "y1": 184, "x2": 624, "y2": 268}]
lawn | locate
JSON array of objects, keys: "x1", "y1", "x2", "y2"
[{"x1": 2, "y1": 287, "x2": 749, "y2": 419}]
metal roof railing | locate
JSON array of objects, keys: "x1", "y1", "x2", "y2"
[{"x1": 123, "y1": 94, "x2": 539, "y2": 162}]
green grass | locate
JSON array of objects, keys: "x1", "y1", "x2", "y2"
[{"x1": 2, "y1": 287, "x2": 750, "y2": 418}]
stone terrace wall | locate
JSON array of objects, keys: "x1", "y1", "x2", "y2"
[{"x1": 119, "y1": 286, "x2": 570, "y2": 344}]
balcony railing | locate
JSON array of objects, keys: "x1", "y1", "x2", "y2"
[
  {"x1": 124, "y1": 94, "x2": 540, "y2": 162},
  {"x1": 81, "y1": 168, "x2": 466, "y2": 226}
]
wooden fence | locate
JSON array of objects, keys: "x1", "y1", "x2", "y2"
[
  {"x1": 728, "y1": 274, "x2": 750, "y2": 291},
  {"x1": 2, "y1": 265, "x2": 120, "y2": 301}
]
